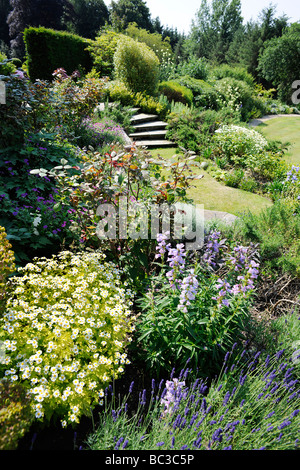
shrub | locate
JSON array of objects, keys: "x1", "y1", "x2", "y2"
[
  {"x1": 86, "y1": 342, "x2": 300, "y2": 450},
  {"x1": 158, "y1": 80, "x2": 193, "y2": 106},
  {"x1": 0, "y1": 131, "x2": 80, "y2": 263},
  {"x1": 166, "y1": 107, "x2": 240, "y2": 154},
  {"x1": 211, "y1": 64, "x2": 255, "y2": 88},
  {"x1": 174, "y1": 76, "x2": 219, "y2": 109},
  {"x1": 0, "y1": 226, "x2": 15, "y2": 314},
  {"x1": 107, "y1": 80, "x2": 168, "y2": 118},
  {"x1": 125, "y1": 22, "x2": 173, "y2": 63},
  {"x1": 212, "y1": 125, "x2": 268, "y2": 167},
  {"x1": 87, "y1": 30, "x2": 124, "y2": 78},
  {"x1": 106, "y1": 80, "x2": 135, "y2": 106},
  {"x1": 0, "y1": 250, "x2": 135, "y2": 427},
  {"x1": 214, "y1": 77, "x2": 266, "y2": 121},
  {"x1": 30, "y1": 145, "x2": 199, "y2": 290},
  {"x1": 233, "y1": 199, "x2": 300, "y2": 277},
  {"x1": 113, "y1": 36, "x2": 160, "y2": 95},
  {"x1": 0, "y1": 52, "x2": 17, "y2": 75},
  {"x1": 176, "y1": 55, "x2": 209, "y2": 81},
  {"x1": 0, "y1": 381, "x2": 34, "y2": 450},
  {"x1": 23, "y1": 27, "x2": 94, "y2": 81}
]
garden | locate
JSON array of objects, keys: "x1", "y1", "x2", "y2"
[{"x1": 0, "y1": 4, "x2": 300, "y2": 453}]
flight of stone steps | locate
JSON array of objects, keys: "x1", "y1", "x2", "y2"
[{"x1": 129, "y1": 109, "x2": 175, "y2": 148}]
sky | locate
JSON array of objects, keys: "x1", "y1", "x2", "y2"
[{"x1": 103, "y1": 0, "x2": 300, "y2": 34}]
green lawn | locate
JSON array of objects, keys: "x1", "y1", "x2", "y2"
[
  {"x1": 152, "y1": 148, "x2": 273, "y2": 216},
  {"x1": 255, "y1": 116, "x2": 300, "y2": 166}
]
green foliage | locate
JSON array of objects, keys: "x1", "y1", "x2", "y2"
[
  {"x1": 0, "y1": 52, "x2": 17, "y2": 75},
  {"x1": 109, "y1": 0, "x2": 152, "y2": 32},
  {"x1": 176, "y1": 55, "x2": 209, "y2": 81},
  {"x1": 0, "y1": 226, "x2": 15, "y2": 314},
  {"x1": 174, "y1": 76, "x2": 219, "y2": 109},
  {"x1": 158, "y1": 80, "x2": 193, "y2": 106},
  {"x1": 211, "y1": 64, "x2": 255, "y2": 87},
  {"x1": 234, "y1": 200, "x2": 300, "y2": 277},
  {"x1": 214, "y1": 77, "x2": 266, "y2": 121},
  {"x1": 136, "y1": 230, "x2": 259, "y2": 376},
  {"x1": 0, "y1": 381, "x2": 34, "y2": 450},
  {"x1": 0, "y1": 131, "x2": 80, "y2": 263},
  {"x1": 87, "y1": 30, "x2": 124, "y2": 77},
  {"x1": 107, "y1": 80, "x2": 168, "y2": 118},
  {"x1": 30, "y1": 145, "x2": 199, "y2": 290},
  {"x1": 211, "y1": 124, "x2": 288, "y2": 194},
  {"x1": 258, "y1": 24, "x2": 300, "y2": 103},
  {"x1": 212, "y1": 124, "x2": 268, "y2": 167},
  {"x1": 23, "y1": 27, "x2": 94, "y2": 81},
  {"x1": 113, "y1": 36, "x2": 160, "y2": 95},
  {"x1": 166, "y1": 107, "x2": 240, "y2": 153},
  {"x1": 68, "y1": 0, "x2": 109, "y2": 39},
  {"x1": 125, "y1": 22, "x2": 173, "y2": 62},
  {"x1": 86, "y1": 344, "x2": 300, "y2": 450},
  {"x1": 0, "y1": 250, "x2": 135, "y2": 427}
]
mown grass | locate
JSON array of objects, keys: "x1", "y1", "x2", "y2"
[
  {"x1": 153, "y1": 147, "x2": 273, "y2": 216},
  {"x1": 256, "y1": 116, "x2": 300, "y2": 166}
]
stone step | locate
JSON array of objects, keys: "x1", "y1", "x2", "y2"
[
  {"x1": 132, "y1": 121, "x2": 168, "y2": 132},
  {"x1": 130, "y1": 113, "x2": 158, "y2": 125},
  {"x1": 129, "y1": 130, "x2": 168, "y2": 140},
  {"x1": 134, "y1": 139, "x2": 176, "y2": 148}
]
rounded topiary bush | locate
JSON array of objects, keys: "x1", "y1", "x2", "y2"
[
  {"x1": 0, "y1": 250, "x2": 135, "y2": 427},
  {"x1": 113, "y1": 36, "x2": 160, "y2": 95}
]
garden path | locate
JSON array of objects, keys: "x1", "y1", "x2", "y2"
[{"x1": 249, "y1": 114, "x2": 300, "y2": 127}]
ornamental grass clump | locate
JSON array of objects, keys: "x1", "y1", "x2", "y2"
[
  {"x1": 0, "y1": 250, "x2": 135, "y2": 427},
  {"x1": 85, "y1": 343, "x2": 300, "y2": 450}
]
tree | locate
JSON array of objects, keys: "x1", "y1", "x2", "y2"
[
  {"x1": 187, "y1": 0, "x2": 243, "y2": 63},
  {"x1": 226, "y1": 5, "x2": 289, "y2": 79},
  {"x1": 68, "y1": 0, "x2": 109, "y2": 39},
  {"x1": 109, "y1": 0, "x2": 152, "y2": 32},
  {"x1": 7, "y1": 0, "x2": 74, "y2": 58},
  {"x1": 257, "y1": 24, "x2": 300, "y2": 103},
  {"x1": 0, "y1": 0, "x2": 11, "y2": 48}
]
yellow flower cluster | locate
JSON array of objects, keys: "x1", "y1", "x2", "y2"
[{"x1": 0, "y1": 250, "x2": 135, "y2": 426}]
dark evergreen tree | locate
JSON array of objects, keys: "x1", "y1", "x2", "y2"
[
  {"x1": 109, "y1": 0, "x2": 152, "y2": 32},
  {"x1": 7, "y1": 0, "x2": 74, "y2": 58},
  {"x1": 187, "y1": 0, "x2": 243, "y2": 63},
  {"x1": 0, "y1": 0, "x2": 11, "y2": 48},
  {"x1": 68, "y1": 0, "x2": 109, "y2": 39}
]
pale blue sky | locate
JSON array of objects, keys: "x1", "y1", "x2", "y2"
[{"x1": 103, "y1": 0, "x2": 300, "y2": 33}]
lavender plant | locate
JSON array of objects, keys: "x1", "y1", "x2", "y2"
[{"x1": 85, "y1": 341, "x2": 300, "y2": 450}]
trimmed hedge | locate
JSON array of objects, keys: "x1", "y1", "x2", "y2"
[{"x1": 24, "y1": 27, "x2": 94, "y2": 81}]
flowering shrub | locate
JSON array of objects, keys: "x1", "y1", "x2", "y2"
[
  {"x1": 0, "y1": 381, "x2": 34, "y2": 450},
  {"x1": 0, "y1": 226, "x2": 15, "y2": 314},
  {"x1": 136, "y1": 230, "x2": 260, "y2": 376},
  {"x1": 30, "y1": 144, "x2": 200, "y2": 289},
  {"x1": 86, "y1": 341, "x2": 300, "y2": 450},
  {"x1": 213, "y1": 125, "x2": 268, "y2": 167},
  {"x1": 0, "y1": 251, "x2": 135, "y2": 426}
]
